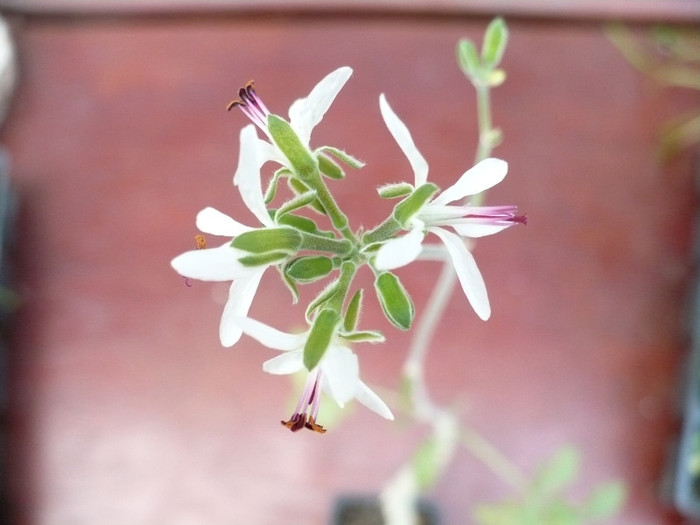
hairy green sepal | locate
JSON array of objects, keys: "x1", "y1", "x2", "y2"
[
  {"x1": 378, "y1": 182, "x2": 414, "y2": 199},
  {"x1": 304, "y1": 308, "x2": 341, "y2": 370},
  {"x1": 343, "y1": 289, "x2": 363, "y2": 332},
  {"x1": 267, "y1": 114, "x2": 317, "y2": 179},
  {"x1": 231, "y1": 226, "x2": 302, "y2": 254},
  {"x1": 286, "y1": 255, "x2": 334, "y2": 283},
  {"x1": 375, "y1": 271, "x2": 415, "y2": 330},
  {"x1": 393, "y1": 183, "x2": 439, "y2": 227}
]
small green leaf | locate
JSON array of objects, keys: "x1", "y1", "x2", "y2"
[
  {"x1": 237, "y1": 250, "x2": 291, "y2": 267},
  {"x1": 481, "y1": 17, "x2": 509, "y2": 69},
  {"x1": 317, "y1": 152, "x2": 344, "y2": 180},
  {"x1": 303, "y1": 309, "x2": 340, "y2": 370},
  {"x1": 286, "y1": 255, "x2": 334, "y2": 283},
  {"x1": 317, "y1": 146, "x2": 366, "y2": 169},
  {"x1": 392, "y1": 182, "x2": 439, "y2": 227},
  {"x1": 343, "y1": 289, "x2": 363, "y2": 332},
  {"x1": 267, "y1": 114, "x2": 318, "y2": 178},
  {"x1": 457, "y1": 38, "x2": 482, "y2": 79},
  {"x1": 231, "y1": 227, "x2": 302, "y2": 254},
  {"x1": 377, "y1": 182, "x2": 414, "y2": 199},
  {"x1": 583, "y1": 481, "x2": 626, "y2": 520},
  {"x1": 375, "y1": 271, "x2": 415, "y2": 330}
]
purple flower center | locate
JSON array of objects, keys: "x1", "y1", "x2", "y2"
[
  {"x1": 227, "y1": 81, "x2": 271, "y2": 132},
  {"x1": 281, "y1": 369, "x2": 327, "y2": 434}
]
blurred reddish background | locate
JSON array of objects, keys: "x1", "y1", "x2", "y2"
[{"x1": 0, "y1": 2, "x2": 699, "y2": 524}]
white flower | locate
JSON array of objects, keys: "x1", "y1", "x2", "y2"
[
  {"x1": 232, "y1": 315, "x2": 394, "y2": 433},
  {"x1": 171, "y1": 124, "x2": 276, "y2": 348},
  {"x1": 229, "y1": 66, "x2": 353, "y2": 174},
  {"x1": 374, "y1": 94, "x2": 525, "y2": 321}
]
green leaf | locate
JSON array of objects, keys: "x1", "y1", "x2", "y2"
[
  {"x1": 274, "y1": 190, "x2": 318, "y2": 220},
  {"x1": 457, "y1": 38, "x2": 482, "y2": 79},
  {"x1": 303, "y1": 309, "x2": 340, "y2": 370},
  {"x1": 392, "y1": 182, "x2": 439, "y2": 227},
  {"x1": 317, "y1": 152, "x2": 344, "y2": 180},
  {"x1": 343, "y1": 289, "x2": 363, "y2": 332},
  {"x1": 582, "y1": 481, "x2": 626, "y2": 520},
  {"x1": 267, "y1": 114, "x2": 318, "y2": 178},
  {"x1": 481, "y1": 17, "x2": 509, "y2": 69},
  {"x1": 231, "y1": 227, "x2": 302, "y2": 254},
  {"x1": 374, "y1": 271, "x2": 415, "y2": 330},
  {"x1": 285, "y1": 255, "x2": 334, "y2": 283},
  {"x1": 377, "y1": 182, "x2": 414, "y2": 199},
  {"x1": 237, "y1": 250, "x2": 291, "y2": 267},
  {"x1": 317, "y1": 146, "x2": 366, "y2": 169}
]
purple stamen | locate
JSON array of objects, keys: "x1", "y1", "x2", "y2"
[
  {"x1": 227, "y1": 81, "x2": 270, "y2": 133},
  {"x1": 464, "y1": 205, "x2": 527, "y2": 226},
  {"x1": 281, "y1": 369, "x2": 327, "y2": 434}
]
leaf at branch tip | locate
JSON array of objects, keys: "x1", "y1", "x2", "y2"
[
  {"x1": 457, "y1": 38, "x2": 482, "y2": 79},
  {"x1": 481, "y1": 17, "x2": 509, "y2": 69}
]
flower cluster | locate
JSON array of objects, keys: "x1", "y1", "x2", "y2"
[{"x1": 171, "y1": 67, "x2": 524, "y2": 432}]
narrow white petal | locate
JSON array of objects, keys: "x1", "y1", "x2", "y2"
[
  {"x1": 379, "y1": 94, "x2": 428, "y2": 187},
  {"x1": 219, "y1": 268, "x2": 266, "y2": 347},
  {"x1": 355, "y1": 381, "x2": 394, "y2": 420},
  {"x1": 234, "y1": 125, "x2": 274, "y2": 228},
  {"x1": 432, "y1": 158, "x2": 508, "y2": 206},
  {"x1": 196, "y1": 207, "x2": 253, "y2": 237},
  {"x1": 374, "y1": 227, "x2": 424, "y2": 270},
  {"x1": 451, "y1": 221, "x2": 513, "y2": 238},
  {"x1": 429, "y1": 227, "x2": 491, "y2": 320},
  {"x1": 288, "y1": 66, "x2": 352, "y2": 146},
  {"x1": 321, "y1": 346, "x2": 359, "y2": 406},
  {"x1": 232, "y1": 316, "x2": 307, "y2": 351},
  {"x1": 171, "y1": 242, "x2": 246, "y2": 281},
  {"x1": 262, "y1": 351, "x2": 304, "y2": 375}
]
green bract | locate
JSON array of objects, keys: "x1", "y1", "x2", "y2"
[
  {"x1": 267, "y1": 114, "x2": 318, "y2": 179},
  {"x1": 378, "y1": 182, "x2": 414, "y2": 199},
  {"x1": 374, "y1": 271, "x2": 414, "y2": 330},
  {"x1": 303, "y1": 308, "x2": 341, "y2": 370},
  {"x1": 481, "y1": 17, "x2": 509, "y2": 69},
  {"x1": 231, "y1": 226, "x2": 302, "y2": 254},
  {"x1": 393, "y1": 182, "x2": 439, "y2": 227}
]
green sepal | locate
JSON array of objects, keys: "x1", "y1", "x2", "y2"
[
  {"x1": 343, "y1": 288, "x2": 363, "y2": 332},
  {"x1": 231, "y1": 226, "x2": 302, "y2": 254},
  {"x1": 267, "y1": 114, "x2": 318, "y2": 179},
  {"x1": 456, "y1": 38, "x2": 481, "y2": 79},
  {"x1": 303, "y1": 308, "x2": 341, "y2": 370},
  {"x1": 393, "y1": 182, "x2": 439, "y2": 227},
  {"x1": 300, "y1": 232, "x2": 353, "y2": 256},
  {"x1": 338, "y1": 330, "x2": 385, "y2": 344},
  {"x1": 278, "y1": 265, "x2": 300, "y2": 303},
  {"x1": 374, "y1": 271, "x2": 415, "y2": 330},
  {"x1": 288, "y1": 177, "x2": 326, "y2": 215},
  {"x1": 317, "y1": 146, "x2": 365, "y2": 169},
  {"x1": 481, "y1": 17, "x2": 509, "y2": 69},
  {"x1": 317, "y1": 152, "x2": 344, "y2": 180},
  {"x1": 285, "y1": 255, "x2": 334, "y2": 283},
  {"x1": 274, "y1": 190, "x2": 318, "y2": 220},
  {"x1": 277, "y1": 213, "x2": 334, "y2": 238},
  {"x1": 264, "y1": 167, "x2": 292, "y2": 204},
  {"x1": 377, "y1": 182, "x2": 414, "y2": 199},
  {"x1": 237, "y1": 250, "x2": 290, "y2": 267},
  {"x1": 305, "y1": 279, "x2": 340, "y2": 323}
]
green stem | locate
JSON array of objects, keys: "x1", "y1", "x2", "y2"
[{"x1": 306, "y1": 172, "x2": 356, "y2": 242}]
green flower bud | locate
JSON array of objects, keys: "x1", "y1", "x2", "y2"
[
  {"x1": 286, "y1": 255, "x2": 334, "y2": 283},
  {"x1": 231, "y1": 226, "x2": 302, "y2": 254},
  {"x1": 374, "y1": 271, "x2": 415, "y2": 330},
  {"x1": 377, "y1": 182, "x2": 414, "y2": 199}
]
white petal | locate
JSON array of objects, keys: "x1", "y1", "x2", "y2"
[
  {"x1": 429, "y1": 227, "x2": 491, "y2": 320},
  {"x1": 196, "y1": 207, "x2": 253, "y2": 237},
  {"x1": 379, "y1": 94, "x2": 428, "y2": 187},
  {"x1": 262, "y1": 351, "x2": 304, "y2": 375},
  {"x1": 432, "y1": 158, "x2": 508, "y2": 206},
  {"x1": 355, "y1": 381, "x2": 394, "y2": 420},
  {"x1": 171, "y1": 242, "x2": 246, "y2": 281},
  {"x1": 234, "y1": 125, "x2": 274, "y2": 228},
  {"x1": 288, "y1": 66, "x2": 352, "y2": 146},
  {"x1": 321, "y1": 346, "x2": 359, "y2": 406},
  {"x1": 232, "y1": 316, "x2": 307, "y2": 351},
  {"x1": 219, "y1": 268, "x2": 266, "y2": 347},
  {"x1": 451, "y1": 221, "x2": 513, "y2": 238},
  {"x1": 374, "y1": 227, "x2": 424, "y2": 270}
]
